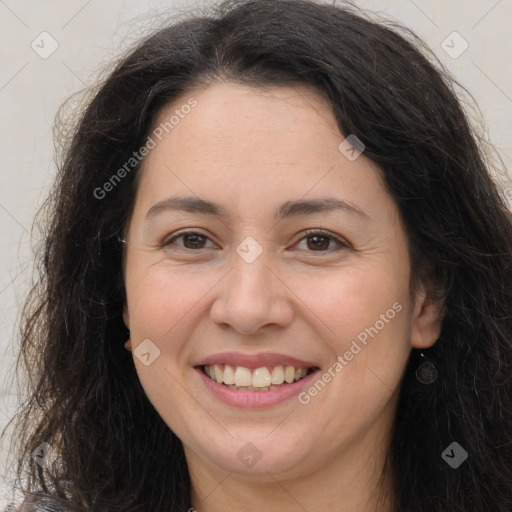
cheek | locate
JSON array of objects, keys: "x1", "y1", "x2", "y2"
[
  {"x1": 124, "y1": 263, "x2": 208, "y2": 418},
  {"x1": 125, "y1": 261, "x2": 216, "y2": 339},
  {"x1": 286, "y1": 261, "x2": 409, "y2": 339},
  {"x1": 283, "y1": 261, "x2": 412, "y2": 391}
]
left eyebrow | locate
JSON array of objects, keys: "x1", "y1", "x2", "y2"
[
  {"x1": 277, "y1": 198, "x2": 370, "y2": 221},
  {"x1": 145, "y1": 195, "x2": 370, "y2": 221}
]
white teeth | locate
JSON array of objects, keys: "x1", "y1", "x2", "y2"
[
  {"x1": 203, "y1": 364, "x2": 312, "y2": 389},
  {"x1": 252, "y1": 367, "x2": 272, "y2": 388},
  {"x1": 284, "y1": 366, "x2": 295, "y2": 383},
  {"x1": 234, "y1": 366, "x2": 252, "y2": 387},
  {"x1": 213, "y1": 364, "x2": 224, "y2": 383},
  {"x1": 271, "y1": 365, "x2": 285, "y2": 385},
  {"x1": 223, "y1": 364, "x2": 235, "y2": 385}
]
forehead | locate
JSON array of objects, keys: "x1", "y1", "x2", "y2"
[
  {"x1": 151, "y1": 81, "x2": 339, "y2": 160},
  {"x1": 132, "y1": 81, "x2": 391, "y2": 223}
]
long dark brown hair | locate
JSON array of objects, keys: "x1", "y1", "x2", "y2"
[{"x1": 3, "y1": 0, "x2": 512, "y2": 510}]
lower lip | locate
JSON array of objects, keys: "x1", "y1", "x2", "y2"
[{"x1": 195, "y1": 367, "x2": 319, "y2": 409}]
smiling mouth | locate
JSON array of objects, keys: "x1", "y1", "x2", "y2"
[{"x1": 202, "y1": 363, "x2": 316, "y2": 391}]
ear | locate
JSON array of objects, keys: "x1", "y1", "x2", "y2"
[
  {"x1": 410, "y1": 285, "x2": 444, "y2": 349},
  {"x1": 123, "y1": 303, "x2": 130, "y2": 329},
  {"x1": 123, "y1": 304, "x2": 132, "y2": 351}
]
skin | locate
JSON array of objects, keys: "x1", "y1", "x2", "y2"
[{"x1": 122, "y1": 82, "x2": 443, "y2": 512}]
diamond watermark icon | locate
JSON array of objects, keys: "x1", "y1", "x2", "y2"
[
  {"x1": 134, "y1": 338, "x2": 161, "y2": 366},
  {"x1": 32, "y1": 442, "x2": 59, "y2": 470},
  {"x1": 441, "y1": 31, "x2": 468, "y2": 59},
  {"x1": 31, "y1": 32, "x2": 59, "y2": 59},
  {"x1": 441, "y1": 441, "x2": 468, "y2": 469},
  {"x1": 236, "y1": 236, "x2": 263, "y2": 263},
  {"x1": 338, "y1": 134, "x2": 365, "y2": 161},
  {"x1": 236, "y1": 442, "x2": 263, "y2": 468}
]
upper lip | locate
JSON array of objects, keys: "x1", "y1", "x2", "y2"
[{"x1": 195, "y1": 352, "x2": 319, "y2": 369}]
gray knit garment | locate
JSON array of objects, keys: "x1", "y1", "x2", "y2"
[{"x1": 2, "y1": 495, "x2": 69, "y2": 512}]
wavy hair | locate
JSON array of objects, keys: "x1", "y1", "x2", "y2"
[{"x1": 3, "y1": 0, "x2": 512, "y2": 510}]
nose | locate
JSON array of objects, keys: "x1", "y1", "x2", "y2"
[{"x1": 209, "y1": 246, "x2": 294, "y2": 335}]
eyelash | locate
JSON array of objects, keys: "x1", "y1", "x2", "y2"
[{"x1": 161, "y1": 229, "x2": 349, "y2": 254}]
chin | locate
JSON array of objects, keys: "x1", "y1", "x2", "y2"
[{"x1": 185, "y1": 428, "x2": 318, "y2": 478}]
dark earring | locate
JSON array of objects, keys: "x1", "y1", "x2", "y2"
[{"x1": 415, "y1": 352, "x2": 437, "y2": 384}]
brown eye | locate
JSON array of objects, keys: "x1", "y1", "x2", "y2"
[
  {"x1": 181, "y1": 233, "x2": 207, "y2": 249},
  {"x1": 306, "y1": 234, "x2": 330, "y2": 251},
  {"x1": 162, "y1": 231, "x2": 214, "y2": 250},
  {"x1": 295, "y1": 229, "x2": 348, "y2": 252}
]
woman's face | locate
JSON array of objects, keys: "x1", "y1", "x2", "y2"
[{"x1": 122, "y1": 82, "x2": 442, "y2": 480}]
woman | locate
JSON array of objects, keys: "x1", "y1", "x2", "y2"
[{"x1": 3, "y1": 0, "x2": 512, "y2": 510}]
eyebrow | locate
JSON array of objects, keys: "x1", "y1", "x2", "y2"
[{"x1": 145, "y1": 195, "x2": 370, "y2": 221}]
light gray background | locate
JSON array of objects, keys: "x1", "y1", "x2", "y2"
[{"x1": 1, "y1": 0, "x2": 511, "y2": 506}]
